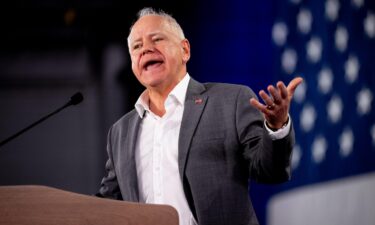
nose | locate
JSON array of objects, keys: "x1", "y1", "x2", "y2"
[
  {"x1": 141, "y1": 41, "x2": 154, "y2": 56},
  {"x1": 141, "y1": 48, "x2": 153, "y2": 56}
]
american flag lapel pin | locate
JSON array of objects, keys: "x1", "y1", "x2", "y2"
[{"x1": 195, "y1": 97, "x2": 203, "y2": 104}]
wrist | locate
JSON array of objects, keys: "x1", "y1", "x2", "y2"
[{"x1": 266, "y1": 116, "x2": 289, "y2": 131}]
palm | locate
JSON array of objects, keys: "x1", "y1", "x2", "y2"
[{"x1": 249, "y1": 77, "x2": 303, "y2": 129}]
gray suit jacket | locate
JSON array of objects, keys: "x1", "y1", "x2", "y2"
[{"x1": 97, "y1": 78, "x2": 295, "y2": 225}]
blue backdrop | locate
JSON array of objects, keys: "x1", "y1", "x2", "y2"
[{"x1": 189, "y1": 0, "x2": 375, "y2": 224}]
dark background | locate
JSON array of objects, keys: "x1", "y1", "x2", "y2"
[{"x1": 0, "y1": 0, "x2": 281, "y2": 224}]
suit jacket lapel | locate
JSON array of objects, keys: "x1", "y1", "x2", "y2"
[
  {"x1": 123, "y1": 111, "x2": 142, "y2": 201},
  {"x1": 178, "y1": 78, "x2": 207, "y2": 181}
]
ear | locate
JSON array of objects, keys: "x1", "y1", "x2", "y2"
[{"x1": 181, "y1": 39, "x2": 191, "y2": 63}]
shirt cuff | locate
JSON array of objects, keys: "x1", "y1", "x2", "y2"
[{"x1": 264, "y1": 115, "x2": 291, "y2": 140}]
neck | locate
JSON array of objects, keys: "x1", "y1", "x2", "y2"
[
  {"x1": 148, "y1": 89, "x2": 168, "y2": 117},
  {"x1": 147, "y1": 73, "x2": 186, "y2": 117}
]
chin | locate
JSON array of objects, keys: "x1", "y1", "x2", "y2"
[
  {"x1": 140, "y1": 77, "x2": 163, "y2": 88},
  {"x1": 141, "y1": 73, "x2": 167, "y2": 88},
  {"x1": 147, "y1": 80, "x2": 166, "y2": 88}
]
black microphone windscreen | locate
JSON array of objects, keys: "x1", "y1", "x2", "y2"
[{"x1": 70, "y1": 92, "x2": 84, "y2": 105}]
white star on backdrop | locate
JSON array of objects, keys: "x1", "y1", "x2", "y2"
[
  {"x1": 356, "y1": 88, "x2": 373, "y2": 115},
  {"x1": 344, "y1": 55, "x2": 360, "y2": 84},
  {"x1": 307, "y1": 36, "x2": 323, "y2": 63},
  {"x1": 335, "y1": 25, "x2": 349, "y2": 52},
  {"x1": 272, "y1": 22, "x2": 288, "y2": 46},
  {"x1": 312, "y1": 135, "x2": 327, "y2": 163},
  {"x1": 292, "y1": 144, "x2": 302, "y2": 170},
  {"x1": 327, "y1": 94, "x2": 343, "y2": 123},
  {"x1": 282, "y1": 48, "x2": 298, "y2": 74},
  {"x1": 326, "y1": 0, "x2": 340, "y2": 22},
  {"x1": 364, "y1": 12, "x2": 375, "y2": 38},
  {"x1": 294, "y1": 80, "x2": 307, "y2": 103},
  {"x1": 318, "y1": 66, "x2": 334, "y2": 94},
  {"x1": 351, "y1": 0, "x2": 364, "y2": 9},
  {"x1": 300, "y1": 103, "x2": 317, "y2": 132},
  {"x1": 297, "y1": 8, "x2": 313, "y2": 34},
  {"x1": 339, "y1": 127, "x2": 354, "y2": 157}
]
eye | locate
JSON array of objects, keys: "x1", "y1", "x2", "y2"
[
  {"x1": 153, "y1": 37, "x2": 163, "y2": 42},
  {"x1": 133, "y1": 43, "x2": 142, "y2": 50}
]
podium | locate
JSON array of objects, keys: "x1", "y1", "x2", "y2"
[{"x1": 0, "y1": 185, "x2": 179, "y2": 225}]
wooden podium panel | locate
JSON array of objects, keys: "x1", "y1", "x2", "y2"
[{"x1": 0, "y1": 185, "x2": 179, "y2": 225}]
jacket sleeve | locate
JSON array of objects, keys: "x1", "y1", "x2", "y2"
[
  {"x1": 235, "y1": 85, "x2": 295, "y2": 184},
  {"x1": 95, "y1": 126, "x2": 123, "y2": 200}
]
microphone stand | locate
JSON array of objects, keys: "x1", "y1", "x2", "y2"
[{"x1": 0, "y1": 92, "x2": 83, "y2": 148}]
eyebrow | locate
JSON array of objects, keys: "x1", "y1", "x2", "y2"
[{"x1": 130, "y1": 31, "x2": 164, "y2": 45}]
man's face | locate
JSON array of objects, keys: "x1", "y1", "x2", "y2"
[{"x1": 128, "y1": 15, "x2": 190, "y2": 89}]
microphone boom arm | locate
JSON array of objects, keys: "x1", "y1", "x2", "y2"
[{"x1": 0, "y1": 92, "x2": 83, "y2": 148}]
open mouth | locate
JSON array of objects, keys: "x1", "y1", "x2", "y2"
[{"x1": 143, "y1": 60, "x2": 164, "y2": 71}]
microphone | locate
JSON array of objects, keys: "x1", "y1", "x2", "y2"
[
  {"x1": 69, "y1": 92, "x2": 84, "y2": 106},
  {"x1": 0, "y1": 92, "x2": 84, "y2": 148}
]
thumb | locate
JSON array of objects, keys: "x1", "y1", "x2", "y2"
[{"x1": 287, "y1": 77, "x2": 303, "y2": 97}]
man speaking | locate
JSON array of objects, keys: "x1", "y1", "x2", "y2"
[{"x1": 97, "y1": 7, "x2": 302, "y2": 225}]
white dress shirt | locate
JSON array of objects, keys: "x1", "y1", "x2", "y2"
[
  {"x1": 135, "y1": 74, "x2": 197, "y2": 225},
  {"x1": 134, "y1": 73, "x2": 291, "y2": 225}
]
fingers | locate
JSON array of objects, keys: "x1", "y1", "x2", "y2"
[
  {"x1": 250, "y1": 76, "x2": 303, "y2": 115},
  {"x1": 277, "y1": 81, "x2": 288, "y2": 99},
  {"x1": 259, "y1": 90, "x2": 274, "y2": 107},
  {"x1": 250, "y1": 98, "x2": 268, "y2": 114},
  {"x1": 268, "y1": 85, "x2": 282, "y2": 104},
  {"x1": 257, "y1": 77, "x2": 302, "y2": 106},
  {"x1": 287, "y1": 77, "x2": 304, "y2": 97},
  {"x1": 257, "y1": 83, "x2": 285, "y2": 111}
]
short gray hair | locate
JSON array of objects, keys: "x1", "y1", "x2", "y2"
[{"x1": 127, "y1": 7, "x2": 185, "y2": 45}]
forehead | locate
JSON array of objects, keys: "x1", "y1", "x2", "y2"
[{"x1": 129, "y1": 15, "x2": 174, "y2": 42}]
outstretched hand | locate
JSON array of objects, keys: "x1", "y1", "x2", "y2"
[{"x1": 250, "y1": 77, "x2": 303, "y2": 130}]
